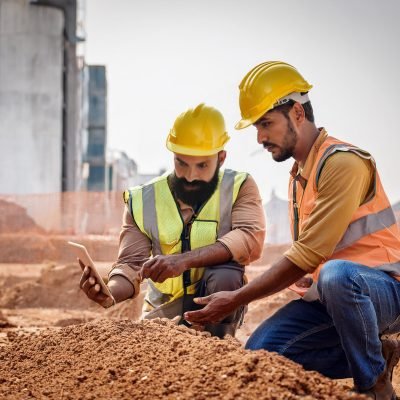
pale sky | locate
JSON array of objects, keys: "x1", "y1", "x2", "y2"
[{"x1": 85, "y1": 0, "x2": 400, "y2": 204}]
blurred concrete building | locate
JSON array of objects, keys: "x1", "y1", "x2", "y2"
[
  {"x1": 106, "y1": 150, "x2": 138, "y2": 192},
  {"x1": 0, "y1": 0, "x2": 85, "y2": 194},
  {"x1": 84, "y1": 65, "x2": 108, "y2": 191},
  {"x1": 105, "y1": 149, "x2": 163, "y2": 192},
  {"x1": 264, "y1": 190, "x2": 291, "y2": 244}
]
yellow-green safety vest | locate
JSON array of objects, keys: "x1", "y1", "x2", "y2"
[{"x1": 124, "y1": 169, "x2": 248, "y2": 309}]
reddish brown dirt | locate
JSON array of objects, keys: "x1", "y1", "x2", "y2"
[
  {"x1": 0, "y1": 319, "x2": 366, "y2": 400},
  {"x1": 0, "y1": 199, "x2": 44, "y2": 234},
  {"x1": 0, "y1": 259, "x2": 396, "y2": 398},
  {"x1": 0, "y1": 234, "x2": 119, "y2": 264}
]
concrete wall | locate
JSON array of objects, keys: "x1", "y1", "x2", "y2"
[{"x1": 0, "y1": 0, "x2": 63, "y2": 194}]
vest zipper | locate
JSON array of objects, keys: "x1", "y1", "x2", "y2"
[
  {"x1": 180, "y1": 214, "x2": 197, "y2": 326},
  {"x1": 293, "y1": 175, "x2": 300, "y2": 241}
]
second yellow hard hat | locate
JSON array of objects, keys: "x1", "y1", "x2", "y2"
[
  {"x1": 235, "y1": 61, "x2": 313, "y2": 130},
  {"x1": 166, "y1": 103, "x2": 230, "y2": 156}
]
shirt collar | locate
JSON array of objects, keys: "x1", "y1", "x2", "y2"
[{"x1": 290, "y1": 128, "x2": 328, "y2": 181}]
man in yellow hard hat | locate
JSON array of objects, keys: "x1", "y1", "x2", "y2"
[
  {"x1": 185, "y1": 62, "x2": 400, "y2": 397},
  {"x1": 79, "y1": 103, "x2": 266, "y2": 338}
]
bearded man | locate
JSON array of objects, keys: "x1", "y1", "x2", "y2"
[{"x1": 79, "y1": 103, "x2": 265, "y2": 338}]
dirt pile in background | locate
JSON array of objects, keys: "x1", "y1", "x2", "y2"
[
  {"x1": 0, "y1": 310, "x2": 14, "y2": 328},
  {"x1": 0, "y1": 319, "x2": 365, "y2": 400},
  {"x1": 0, "y1": 234, "x2": 118, "y2": 264},
  {"x1": 0, "y1": 263, "x2": 99, "y2": 309},
  {"x1": 0, "y1": 262, "x2": 144, "y2": 329},
  {"x1": 0, "y1": 199, "x2": 44, "y2": 234}
]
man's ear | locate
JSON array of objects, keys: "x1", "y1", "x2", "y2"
[
  {"x1": 218, "y1": 151, "x2": 227, "y2": 166},
  {"x1": 291, "y1": 102, "x2": 306, "y2": 125}
]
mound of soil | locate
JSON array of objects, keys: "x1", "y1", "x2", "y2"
[
  {"x1": 0, "y1": 310, "x2": 14, "y2": 329},
  {"x1": 0, "y1": 262, "x2": 144, "y2": 329},
  {"x1": 0, "y1": 199, "x2": 44, "y2": 234},
  {"x1": 0, "y1": 263, "x2": 98, "y2": 309},
  {"x1": 0, "y1": 319, "x2": 365, "y2": 400},
  {"x1": 0, "y1": 234, "x2": 118, "y2": 263}
]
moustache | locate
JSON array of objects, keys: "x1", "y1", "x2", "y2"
[
  {"x1": 178, "y1": 178, "x2": 208, "y2": 191},
  {"x1": 262, "y1": 142, "x2": 277, "y2": 149}
]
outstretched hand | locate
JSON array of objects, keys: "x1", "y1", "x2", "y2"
[
  {"x1": 184, "y1": 291, "x2": 239, "y2": 325},
  {"x1": 140, "y1": 254, "x2": 188, "y2": 283}
]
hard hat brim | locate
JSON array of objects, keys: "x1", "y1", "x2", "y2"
[
  {"x1": 166, "y1": 141, "x2": 226, "y2": 156},
  {"x1": 235, "y1": 119, "x2": 254, "y2": 130}
]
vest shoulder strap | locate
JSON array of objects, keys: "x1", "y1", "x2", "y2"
[{"x1": 315, "y1": 143, "x2": 374, "y2": 187}]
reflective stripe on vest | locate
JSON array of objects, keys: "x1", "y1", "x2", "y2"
[
  {"x1": 289, "y1": 137, "x2": 400, "y2": 301},
  {"x1": 125, "y1": 169, "x2": 248, "y2": 308}
]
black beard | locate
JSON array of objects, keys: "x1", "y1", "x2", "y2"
[{"x1": 170, "y1": 165, "x2": 220, "y2": 208}]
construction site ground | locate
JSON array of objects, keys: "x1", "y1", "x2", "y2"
[{"x1": 1, "y1": 252, "x2": 396, "y2": 399}]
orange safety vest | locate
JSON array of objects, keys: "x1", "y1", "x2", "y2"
[{"x1": 289, "y1": 135, "x2": 400, "y2": 300}]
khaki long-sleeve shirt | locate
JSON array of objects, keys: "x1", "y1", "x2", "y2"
[
  {"x1": 110, "y1": 174, "x2": 266, "y2": 284},
  {"x1": 284, "y1": 130, "x2": 374, "y2": 272}
]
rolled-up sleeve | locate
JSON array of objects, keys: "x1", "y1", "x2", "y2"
[{"x1": 217, "y1": 175, "x2": 266, "y2": 265}]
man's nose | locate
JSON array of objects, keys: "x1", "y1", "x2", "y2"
[
  {"x1": 185, "y1": 168, "x2": 198, "y2": 182},
  {"x1": 257, "y1": 128, "x2": 266, "y2": 144}
]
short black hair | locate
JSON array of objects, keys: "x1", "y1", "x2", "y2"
[{"x1": 273, "y1": 97, "x2": 315, "y2": 123}]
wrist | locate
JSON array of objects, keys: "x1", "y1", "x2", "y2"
[
  {"x1": 177, "y1": 252, "x2": 192, "y2": 271},
  {"x1": 233, "y1": 286, "x2": 249, "y2": 307}
]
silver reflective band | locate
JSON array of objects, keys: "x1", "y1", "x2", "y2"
[
  {"x1": 274, "y1": 92, "x2": 310, "y2": 107},
  {"x1": 218, "y1": 169, "x2": 237, "y2": 237},
  {"x1": 335, "y1": 206, "x2": 397, "y2": 252},
  {"x1": 142, "y1": 184, "x2": 161, "y2": 255}
]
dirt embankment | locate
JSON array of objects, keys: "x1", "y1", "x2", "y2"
[
  {"x1": 0, "y1": 319, "x2": 365, "y2": 400},
  {"x1": 0, "y1": 198, "x2": 119, "y2": 263},
  {"x1": 0, "y1": 199, "x2": 44, "y2": 234}
]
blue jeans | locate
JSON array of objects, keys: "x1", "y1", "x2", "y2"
[{"x1": 245, "y1": 260, "x2": 400, "y2": 390}]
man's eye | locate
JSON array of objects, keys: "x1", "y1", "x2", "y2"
[
  {"x1": 261, "y1": 121, "x2": 271, "y2": 128},
  {"x1": 198, "y1": 164, "x2": 207, "y2": 169}
]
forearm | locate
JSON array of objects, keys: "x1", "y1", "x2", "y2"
[
  {"x1": 181, "y1": 242, "x2": 233, "y2": 269},
  {"x1": 108, "y1": 275, "x2": 135, "y2": 303},
  {"x1": 234, "y1": 256, "x2": 306, "y2": 306}
]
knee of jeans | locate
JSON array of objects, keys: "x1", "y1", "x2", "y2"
[
  {"x1": 245, "y1": 329, "x2": 283, "y2": 353},
  {"x1": 317, "y1": 260, "x2": 354, "y2": 298},
  {"x1": 203, "y1": 267, "x2": 243, "y2": 293}
]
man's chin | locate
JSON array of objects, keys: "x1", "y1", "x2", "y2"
[{"x1": 272, "y1": 152, "x2": 291, "y2": 162}]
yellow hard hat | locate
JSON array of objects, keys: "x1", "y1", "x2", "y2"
[
  {"x1": 166, "y1": 103, "x2": 230, "y2": 156},
  {"x1": 235, "y1": 61, "x2": 313, "y2": 130}
]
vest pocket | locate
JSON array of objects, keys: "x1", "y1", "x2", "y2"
[
  {"x1": 190, "y1": 220, "x2": 218, "y2": 249},
  {"x1": 158, "y1": 238, "x2": 181, "y2": 256}
]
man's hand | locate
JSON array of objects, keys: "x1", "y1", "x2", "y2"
[
  {"x1": 78, "y1": 259, "x2": 115, "y2": 308},
  {"x1": 140, "y1": 254, "x2": 188, "y2": 282},
  {"x1": 184, "y1": 291, "x2": 239, "y2": 325}
]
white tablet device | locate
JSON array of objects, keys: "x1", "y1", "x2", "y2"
[{"x1": 68, "y1": 241, "x2": 115, "y2": 305}]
